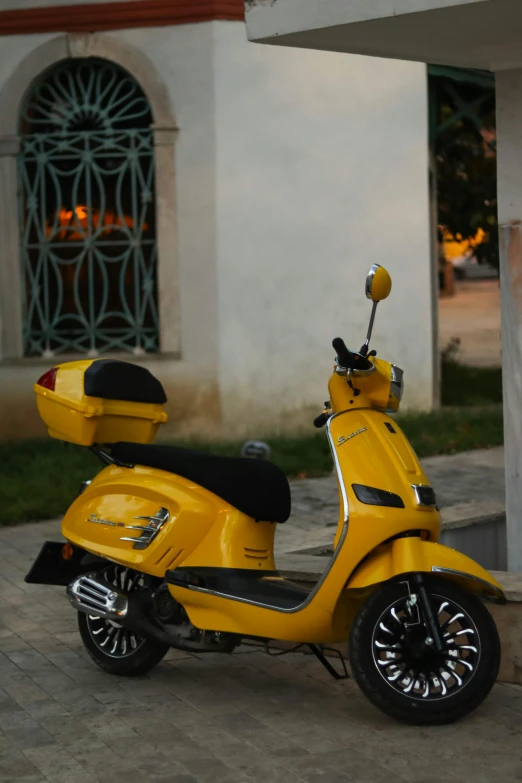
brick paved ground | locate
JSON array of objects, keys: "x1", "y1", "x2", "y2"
[{"x1": 1, "y1": 510, "x2": 522, "y2": 783}]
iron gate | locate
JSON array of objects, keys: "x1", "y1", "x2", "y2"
[{"x1": 18, "y1": 59, "x2": 159, "y2": 357}]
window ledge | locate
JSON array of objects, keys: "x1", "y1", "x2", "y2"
[{"x1": 1, "y1": 351, "x2": 181, "y2": 367}]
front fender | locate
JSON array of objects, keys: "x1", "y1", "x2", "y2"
[{"x1": 346, "y1": 537, "x2": 505, "y2": 603}]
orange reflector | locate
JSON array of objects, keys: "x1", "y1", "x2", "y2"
[{"x1": 62, "y1": 543, "x2": 74, "y2": 560}]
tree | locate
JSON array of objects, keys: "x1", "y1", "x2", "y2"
[{"x1": 429, "y1": 68, "x2": 498, "y2": 268}]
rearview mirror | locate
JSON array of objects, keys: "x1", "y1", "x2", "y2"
[{"x1": 365, "y1": 264, "x2": 392, "y2": 302}]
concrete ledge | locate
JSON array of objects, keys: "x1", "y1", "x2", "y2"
[
  {"x1": 277, "y1": 556, "x2": 522, "y2": 685},
  {"x1": 287, "y1": 504, "x2": 509, "y2": 572},
  {"x1": 440, "y1": 502, "x2": 505, "y2": 531}
]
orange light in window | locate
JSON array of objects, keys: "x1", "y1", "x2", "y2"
[
  {"x1": 62, "y1": 543, "x2": 74, "y2": 560},
  {"x1": 45, "y1": 205, "x2": 148, "y2": 240}
]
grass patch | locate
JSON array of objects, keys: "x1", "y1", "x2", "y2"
[
  {"x1": 441, "y1": 361, "x2": 502, "y2": 406},
  {"x1": 440, "y1": 338, "x2": 502, "y2": 407},
  {"x1": 0, "y1": 404, "x2": 503, "y2": 526},
  {"x1": 398, "y1": 405, "x2": 503, "y2": 457}
]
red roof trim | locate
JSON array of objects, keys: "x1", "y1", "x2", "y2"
[{"x1": 0, "y1": 0, "x2": 244, "y2": 35}]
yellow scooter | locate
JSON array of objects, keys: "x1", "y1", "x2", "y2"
[{"x1": 26, "y1": 265, "x2": 503, "y2": 725}]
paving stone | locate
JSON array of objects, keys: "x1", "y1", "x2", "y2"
[
  {"x1": 4, "y1": 725, "x2": 56, "y2": 753},
  {"x1": 0, "y1": 777, "x2": 46, "y2": 783},
  {"x1": 151, "y1": 776, "x2": 198, "y2": 783},
  {"x1": 79, "y1": 711, "x2": 138, "y2": 740},
  {"x1": 4, "y1": 682, "x2": 50, "y2": 706},
  {"x1": 158, "y1": 741, "x2": 216, "y2": 763},
  {"x1": 0, "y1": 729, "x2": 14, "y2": 753},
  {"x1": 21, "y1": 700, "x2": 70, "y2": 723},
  {"x1": 0, "y1": 748, "x2": 43, "y2": 779},
  {"x1": 0, "y1": 712, "x2": 41, "y2": 732},
  {"x1": 0, "y1": 691, "x2": 25, "y2": 715},
  {"x1": 108, "y1": 736, "x2": 186, "y2": 776},
  {"x1": 181, "y1": 758, "x2": 243, "y2": 782},
  {"x1": 213, "y1": 711, "x2": 269, "y2": 735},
  {"x1": 0, "y1": 636, "x2": 33, "y2": 654}
]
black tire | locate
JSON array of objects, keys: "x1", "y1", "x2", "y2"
[
  {"x1": 78, "y1": 611, "x2": 169, "y2": 676},
  {"x1": 349, "y1": 576, "x2": 500, "y2": 725}
]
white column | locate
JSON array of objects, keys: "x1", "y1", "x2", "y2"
[
  {"x1": 429, "y1": 149, "x2": 441, "y2": 409},
  {"x1": 152, "y1": 123, "x2": 181, "y2": 356},
  {"x1": 0, "y1": 134, "x2": 24, "y2": 360},
  {"x1": 496, "y1": 69, "x2": 522, "y2": 571}
]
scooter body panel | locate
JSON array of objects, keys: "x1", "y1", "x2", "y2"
[
  {"x1": 62, "y1": 464, "x2": 276, "y2": 576},
  {"x1": 167, "y1": 407, "x2": 444, "y2": 642},
  {"x1": 327, "y1": 407, "x2": 441, "y2": 551},
  {"x1": 346, "y1": 536, "x2": 505, "y2": 601}
]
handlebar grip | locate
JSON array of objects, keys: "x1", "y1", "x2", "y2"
[
  {"x1": 332, "y1": 337, "x2": 354, "y2": 368},
  {"x1": 313, "y1": 412, "x2": 330, "y2": 429},
  {"x1": 332, "y1": 337, "x2": 374, "y2": 371}
]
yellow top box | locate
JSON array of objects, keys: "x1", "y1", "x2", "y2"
[{"x1": 34, "y1": 359, "x2": 168, "y2": 446}]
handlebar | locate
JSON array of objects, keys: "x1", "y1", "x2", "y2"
[
  {"x1": 314, "y1": 338, "x2": 376, "y2": 428},
  {"x1": 313, "y1": 411, "x2": 330, "y2": 429},
  {"x1": 332, "y1": 337, "x2": 373, "y2": 371}
]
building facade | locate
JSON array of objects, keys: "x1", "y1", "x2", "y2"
[{"x1": 0, "y1": 0, "x2": 435, "y2": 440}]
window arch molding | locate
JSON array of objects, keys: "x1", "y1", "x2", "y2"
[{"x1": 0, "y1": 33, "x2": 179, "y2": 361}]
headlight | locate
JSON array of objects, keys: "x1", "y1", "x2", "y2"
[
  {"x1": 390, "y1": 365, "x2": 404, "y2": 402},
  {"x1": 386, "y1": 365, "x2": 404, "y2": 412}
]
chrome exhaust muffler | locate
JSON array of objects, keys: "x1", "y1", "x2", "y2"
[{"x1": 67, "y1": 574, "x2": 128, "y2": 620}]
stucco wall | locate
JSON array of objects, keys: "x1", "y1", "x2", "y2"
[
  {"x1": 0, "y1": 25, "x2": 220, "y2": 439},
  {"x1": 213, "y1": 21, "x2": 433, "y2": 433},
  {"x1": 0, "y1": 20, "x2": 434, "y2": 441}
]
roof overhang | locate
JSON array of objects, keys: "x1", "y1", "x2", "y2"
[{"x1": 245, "y1": 0, "x2": 522, "y2": 71}]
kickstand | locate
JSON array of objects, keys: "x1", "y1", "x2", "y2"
[{"x1": 308, "y1": 644, "x2": 350, "y2": 680}]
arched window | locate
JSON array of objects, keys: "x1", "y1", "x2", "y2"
[{"x1": 18, "y1": 58, "x2": 159, "y2": 357}]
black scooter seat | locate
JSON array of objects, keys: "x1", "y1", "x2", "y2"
[{"x1": 110, "y1": 442, "x2": 291, "y2": 523}]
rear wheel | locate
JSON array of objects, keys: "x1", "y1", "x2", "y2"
[
  {"x1": 349, "y1": 576, "x2": 500, "y2": 725},
  {"x1": 78, "y1": 565, "x2": 169, "y2": 677}
]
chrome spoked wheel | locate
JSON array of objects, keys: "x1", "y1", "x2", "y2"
[
  {"x1": 78, "y1": 564, "x2": 170, "y2": 677},
  {"x1": 86, "y1": 566, "x2": 145, "y2": 659},
  {"x1": 350, "y1": 577, "x2": 500, "y2": 724},
  {"x1": 372, "y1": 592, "x2": 480, "y2": 701},
  {"x1": 86, "y1": 615, "x2": 145, "y2": 658}
]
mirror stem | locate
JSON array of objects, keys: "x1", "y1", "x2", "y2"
[{"x1": 360, "y1": 302, "x2": 378, "y2": 356}]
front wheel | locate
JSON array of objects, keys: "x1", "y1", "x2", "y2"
[{"x1": 349, "y1": 576, "x2": 500, "y2": 725}]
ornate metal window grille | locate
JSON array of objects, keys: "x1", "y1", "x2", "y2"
[{"x1": 18, "y1": 59, "x2": 159, "y2": 357}]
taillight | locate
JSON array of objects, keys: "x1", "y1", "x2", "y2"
[{"x1": 36, "y1": 368, "x2": 57, "y2": 391}]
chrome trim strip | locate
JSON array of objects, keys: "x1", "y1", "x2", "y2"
[
  {"x1": 135, "y1": 509, "x2": 169, "y2": 524},
  {"x1": 365, "y1": 263, "x2": 380, "y2": 299},
  {"x1": 120, "y1": 536, "x2": 147, "y2": 543},
  {"x1": 386, "y1": 364, "x2": 405, "y2": 413},
  {"x1": 78, "y1": 479, "x2": 92, "y2": 496},
  {"x1": 119, "y1": 507, "x2": 170, "y2": 549},
  {"x1": 431, "y1": 567, "x2": 505, "y2": 600},
  {"x1": 351, "y1": 362, "x2": 377, "y2": 378},
  {"x1": 176, "y1": 410, "x2": 352, "y2": 614},
  {"x1": 390, "y1": 365, "x2": 404, "y2": 385},
  {"x1": 328, "y1": 409, "x2": 350, "y2": 527}
]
